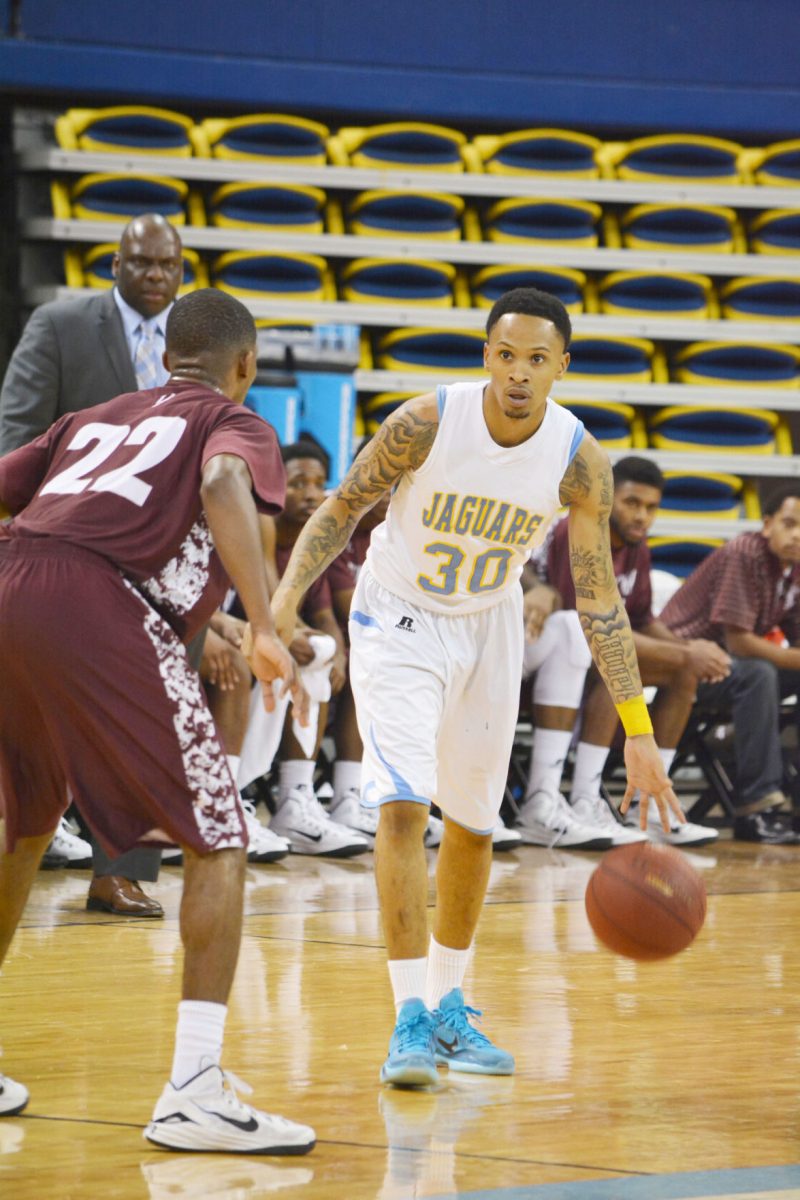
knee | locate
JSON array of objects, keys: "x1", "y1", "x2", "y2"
[
  {"x1": 378, "y1": 801, "x2": 430, "y2": 841},
  {"x1": 733, "y1": 657, "x2": 779, "y2": 699}
]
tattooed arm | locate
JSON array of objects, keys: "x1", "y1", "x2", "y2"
[
  {"x1": 562, "y1": 435, "x2": 683, "y2": 829},
  {"x1": 271, "y1": 392, "x2": 439, "y2": 643}
]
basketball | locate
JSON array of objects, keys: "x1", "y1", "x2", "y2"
[{"x1": 584, "y1": 842, "x2": 707, "y2": 961}]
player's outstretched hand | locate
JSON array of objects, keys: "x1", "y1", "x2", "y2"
[
  {"x1": 620, "y1": 733, "x2": 685, "y2": 833},
  {"x1": 241, "y1": 624, "x2": 310, "y2": 727}
]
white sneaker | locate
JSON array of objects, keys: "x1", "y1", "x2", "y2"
[
  {"x1": 424, "y1": 813, "x2": 444, "y2": 848},
  {"x1": 514, "y1": 788, "x2": 613, "y2": 850},
  {"x1": 48, "y1": 817, "x2": 92, "y2": 868},
  {"x1": 270, "y1": 787, "x2": 369, "y2": 858},
  {"x1": 570, "y1": 794, "x2": 648, "y2": 846},
  {"x1": 144, "y1": 1064, "x2": 315, "y2": 1154},
  {"x1": 241, "y1": 801, "x2": 290, "y2": 863},
  {"x1": 491, "y1": 817, "x2": 523, "y2": 850},
  {"x1": 0, "y1": 1074, "x2": 28, "y2": 1117},
  {"x1": 622, "y1": 802, "x2": 719, "y2": 847},
  {"x1": 328, "y1": 789, "x2": 379, "y2": 848}
]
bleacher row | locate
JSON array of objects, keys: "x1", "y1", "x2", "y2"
[{"x1": 24, "y1": 106, "x2": 800, "y2": 577}]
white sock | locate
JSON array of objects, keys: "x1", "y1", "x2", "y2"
[
  {"x1": 570, "y1": 742, "x2": 611, "y2": 804},
  {"x1": 278, "y1": 759, "x2": 315, "y2": 803},
  {"x1": 226, "y1": 754, "x2": 241, "y2": 789},
  {"x1": 425, "y1": 936, "x2": 470, "y2": 1010},
  {"x1": 387, "y1": 957, "x2": 428, "y2": 1013},
  {"x1": 526, "y1": 728, "x2": 572, "y2": 800},
  {"x1": 332, "y1": 760, "x2": 362, "y2": 804},
  {"x1": 170, "y1": 1000, "x2": 227, "y2": 1089},
  {"x1": 659, "y1": 747, "x2": 677, "y2": 774}
]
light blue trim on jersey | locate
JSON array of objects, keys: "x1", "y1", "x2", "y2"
[
  {"x1": 436, "y1": 384, "x2": 447, "y2": 420},
  {"x1": 440, "y1": 808, "x2": 494, "y2": 836},
  {"x1": 567, "y1": 419, "x2": 585, "y2": 465},
  {"x1": 362, "y1": 786, "x2": 431, "y2": 811},
  {"x1": 350, "y1": 609, "x2": 381, "y2": 629},
  {"x1": 368, "y1": 724, "x2": 427, "y2": 804}
]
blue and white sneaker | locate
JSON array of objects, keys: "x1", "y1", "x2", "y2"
[
  {"x1": 380, "y1": 998, "x2": 438, "y2": 1088},
  {"x1": 433, "y1": 989, "x2": 514, "y2": 1075}
]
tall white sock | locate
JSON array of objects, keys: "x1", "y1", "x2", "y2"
[
  {"x1": 425, "y1": 936, "x2": 470, "y2": 1010},
  {"x1": 659, "y1": 747, "x2": 677, "y2": 774},
  {"x1": 388, "y1": 958, "x2": 428, "y2": 1013},
  {"x1": 278, "y1": 759, "x2": 315, "y2": 803},
  {"x1": 171, "y1": 1000, "x2": 227, "y2": 1088},
  {"x1": 332, "y1": 760, "x2": 362, "y2": 803},
  {"x1": 526, "y1": 728, "x2": 573, "y2": 800},
  {"x1": 570, "y1": 742, "x2": 611, "y2": 803}
]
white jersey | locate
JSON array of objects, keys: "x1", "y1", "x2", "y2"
[{"x1": 366, "y1": 380, "x2": 584, "y2": 614}]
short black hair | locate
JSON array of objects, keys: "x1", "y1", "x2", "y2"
[
  {"x1": 281, "y1": 440, "x2": 329, "y2": 470},
  {"x1": 612, "y1": 455, "x2": 665, "y2": 493},
  {"x1": 763, "y1": 483, "x2": 800, "y2": 516},
  {"x1": 165, "y1": 288, "x2": 255, "y2": 360},
  {"x1": 485, "y1": 287, "x2": 572, "y2": 350}
]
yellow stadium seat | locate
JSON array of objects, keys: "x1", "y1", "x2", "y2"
[
  {"x1": 55, "y1": 105, "x2": 195, "y2": 156},
  {"x1": 557, "y1": 399, "x2": 646, "y2": 449},
  {"x1": 673, "y1": 342, "x2": 800, "y2": 388},
  {"x1": 598, "y1": 271, "x2": 716, "y2": 319},
  {"x1": 600, "y1": 133, "x2": 744, "y2": 184},
  {"x1": 741, "y1": 139, "x2": 800, "y2": 186},
  {"x1": 658, "y1": 472, "x2": 759, "y2": 520},
  {"x1": 375, "y1": 328, "x2": 485, "y2": 374},
  {"x1": 361, "y1": 392, "x2": 414, "y2": 435},
  {"x1": 620, "y1": 204, "x2": 743, "y2": 253},
  {"x1": 649, "y1": 405, "x2": 791, "y2": 456},
  {"x1": 749, "y1": 209, "x2": 800, "y2": 255},
  {"x1": 341, "y1": 259, "x2": 465, "y2": 307},
  {"x1": 192, "y1": 114, "x2": 329, "y2": 163},
  {"x1": 471, "y1": 265, "x2": 587, "y2": 313},
  {"x1": 720, "y1": 278, "x2": 800, "y2": 321},
  {"x1": 649, "y1": 537, "x2": 723, "y2": 578},
  {"x1": 328, "y1": 122, "x2": 467, "y2": 171},
  {"x1": 64, "y1": 243, "x2": 207, "y2": 296},
  {"x1": 466, "y1": 128, "x2": 602, "y2": 177},
  {"x1": 50, "y1": 174, "x2": 202, "y2": 226},
  {"x1": 567, "y1": 337, "x2": 665, "y2": 384},
  {"x1": 346, "y1": 190, "x2": 465, "y2": 240},
  {"x1": 212, "y1": 252, "x2": 335, "y2": 302},
  {"x1": 483, "y1": 197, "x2": 603, "y2": 247},
  {"x1": 207, "y1": 183, "x2": 327, "y2": 233}
]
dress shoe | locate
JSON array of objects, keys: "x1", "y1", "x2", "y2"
[
  {"x1": 86, "y1": 875, "x2": 164, "y2": 917},
  {"x1": 732, "y1": 809, "x2": 800, "y2": 845}
]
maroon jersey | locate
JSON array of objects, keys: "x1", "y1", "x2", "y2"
[
  {"x1": 0, "y1": 381, "x2": 285, "y2": 641},
  {"x1": 544, "y1": 515, "x2": 654, "y2": 630}
]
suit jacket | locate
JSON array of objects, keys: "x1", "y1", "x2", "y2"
[{"x1": 0, "y1": 290, "x2": 137, "y2": 456}]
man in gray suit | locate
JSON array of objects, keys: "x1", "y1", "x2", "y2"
[{"x1": 0, "y1": 212, "x2": 184, "y2": 915}]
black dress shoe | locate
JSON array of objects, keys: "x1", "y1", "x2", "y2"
[{"x1": 733, "y1": 810, "x2": 800, "y2": 845}]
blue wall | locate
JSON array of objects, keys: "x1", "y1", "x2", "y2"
[{"x1": 1, "y1": 0, "x2": 797, "y2": 137}]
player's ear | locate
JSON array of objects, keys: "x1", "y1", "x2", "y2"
[
  {"x1": 238, "y1": 346, "x2": 257, "y2": 379},
  {"x1": 483, "y1": 341, "x2": 490, "y2": 370},
  {"x1": 555, "y1": 351, "x2": 570, "y2": 379},
  {"x1": 111, "y1": 252, "x2": 120, "y2": 279}
]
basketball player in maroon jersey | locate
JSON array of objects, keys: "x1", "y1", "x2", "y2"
[{"x1": 0, "y1": 289, "x2": 314, "y2": 1154}]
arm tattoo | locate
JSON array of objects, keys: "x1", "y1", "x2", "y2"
[
  {"x1": 559, "y1": 448, "x2": 592, "y2": 506},
  {"x1": 579, "y1": 601, "x2": 643, "y2": 703},
  {"x1": 280, "y1": 405, "x2": 437, "y2": 597}
]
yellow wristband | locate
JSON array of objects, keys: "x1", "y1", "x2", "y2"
[{"x1": 615, "y1": 695, "x2": 654, "y2": 737}]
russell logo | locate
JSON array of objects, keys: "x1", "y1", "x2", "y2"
[{"x1": 395, "y1": 615, "x2": 415, "y2": 632}]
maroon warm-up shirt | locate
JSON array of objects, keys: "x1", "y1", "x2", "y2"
[{"x1": 544, "y1": 515, "x2": 655, "y2": 630}]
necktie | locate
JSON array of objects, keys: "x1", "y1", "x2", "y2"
[{"x1": 134, "y1": 320, "x2": 163, "y2": 390}]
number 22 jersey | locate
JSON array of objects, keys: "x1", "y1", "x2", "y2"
[
  {"x1": 0, "y1": 381, "x2": 285, "y2": 641},
  {"x1": 366, "y1": 381, "x2": 584, "y2": 614}
]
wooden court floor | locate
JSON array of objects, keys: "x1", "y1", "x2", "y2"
[{"x1": 2, "y1": 836, "x2": 800, "y2": 1200}]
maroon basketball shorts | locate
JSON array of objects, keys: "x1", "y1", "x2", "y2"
[{"x1": 0, "y1": 539, "x2": 246, "y2": 857}]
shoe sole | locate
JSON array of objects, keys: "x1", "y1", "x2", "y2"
[
  {"x1": 285, "y1": 842, "x2": 369, "y2": 858},
  {"x1": 379, "y1": 1062, "x2": 439, "y2": 1088},
  {"x1": 434, "y1": 1054, "x2": 515, "y2": 1075},
  {"x1": 143, "y1": 1125, "x2": 315, "y2": 1155},
  {"x1": 85, "y1": 899, "x2": 164, "y2": 917},
  {"x1": 0, "y1": 1097, "x2": 29, "y2": 1117},
  {"x1": 248, "y1": 850, "x2": 289, "y2": 863}
]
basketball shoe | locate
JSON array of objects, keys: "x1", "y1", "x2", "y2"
[
  {"x1": 423, "y1": 813, "x2": 444, "y2": 848},
  {"x1": 269, "y1": 786, "x2": 369, "y2": 858},
  {"x1": 624, "y1": 801, "x2": 719, "y2": 848},
  {"x1": 570, "y1": 794, "x2": 648, "y2": 846},
  {"x1": 380, "y1": 998, "x2": 438, "y2": 1087},
  {"x1": 240, "y1": 800, "x2": 290, "y2": 863},
  {"x1": 48, "y1": 817, "x2": 93, "y2": 868},
  {"x1": 328, "y1": 788, "x2": 379, "y2": 848},
  {"x1": 144, "y1": 1064, "x2": 315, "y2": 1154},
  {"x1": 0, "y1": 1074, "x2": 28, "y2": 1117},
  {"x1": 432, "y1": 988, "x2": 514, "y2": 1075},
  {"x1": 514, "y1": 787, "x2": 613, "y2": 850},
  {"x1": 491, "y1": 816, "x2": 523, "y2": 850}
]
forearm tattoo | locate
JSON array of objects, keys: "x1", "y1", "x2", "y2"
[
  {"x1": 281, "y1": 405, "x2": 437, "y2": 597},
  {"x1": 579, "y1": 601, "x2": 643, "y2": 703}
]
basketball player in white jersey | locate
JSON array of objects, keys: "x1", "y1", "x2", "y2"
[{"x1": 270, "y1": 288, "x2": 682, "y2": 1087}]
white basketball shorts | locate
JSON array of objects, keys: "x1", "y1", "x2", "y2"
[{"x1": 348, "y1": 567, "x2": 523, "y2": 834}]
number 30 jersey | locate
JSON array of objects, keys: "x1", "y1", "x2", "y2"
[
  {"x1": 366, "y1": 381, "x2": 584, "y2": 614},
  {"x1": 0, "y1": 381, "x2": 285, "y2": 640}
]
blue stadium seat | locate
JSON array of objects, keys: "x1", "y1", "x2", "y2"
[
  {"x1": 50, "y1": 173, "x2": 201, "y2": 225},
  {"x1": 620, "y1": 204, "x2": 742, "y2": 252},
  {"x1": 466, "y1": 128, "x2": 602, "y2": 177},
  {"x1": 720, "y1": 278, "x2": 800, "y2": 321},
  {"x1": 192, "y1": 114, "x2": 329, "y2": 163},
  {"x1": 212, "y1": 252, "x2": 335, "y2": 301},
  {"x1": 658, "y1": 472, "x2": 759, "y2": 520},
  {"x1": 649, "y1": 538, "x2": 723, "y2": 578},
  {"x1": 329, "y1": 122, "x2": 467, "y2": 171},
  {"x1": 471, "y1": 265, "x2": 586, "y2": 313},
  {"x1": 560, "y1": 400, "x2": 645, "y2": 448},
  {"x1": 375, "y1": 328, "x2": 485, "y2": 373},
  {"x1": 207, "y1": 183, "x2": 327, "y2": 233},
  {"x1": 598, "y1": 271, "x2": 716, "y2": 319},
  {"x1": 483, "y1": 198, "x2": 603, "y2": 246},
  {"x1": 649, "y1": 405, "x2": 790, "y2": 456},
  {"x1": 346, "y1": 190, "x2": 465, "y2": 240},
  {"x1": 567, "y1": 337, "x2": 665, "y2": 383},
  {"x1": 673, "y1": 342, "x2": 800, "y2": 388},
  {"x1": 341, "y1": 259, "x2": 463, "y2": 307},
  {"x1": 55, "y1": 105, "x2": 195, "y2": 156},
  {"x1": 742, "y1": 139, "x2": 800, "y2": 186},
  {"x1": 601, "y1": 133, "x2": 744, "y2": 184},
  {"x1": 64, "y1": 243, "x2": 207, "y2": 296},
  {"x1": 750, "y1": 209, "x2": 800, "y2": 254}
]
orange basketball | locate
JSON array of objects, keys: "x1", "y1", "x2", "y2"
[{"x1": 585, "y1": 842, "x2": 706, "y2": 961}]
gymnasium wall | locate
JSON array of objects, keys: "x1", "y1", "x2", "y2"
[{"x1": 0, "y1": 0, "x2": 796, "y2": 137}]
